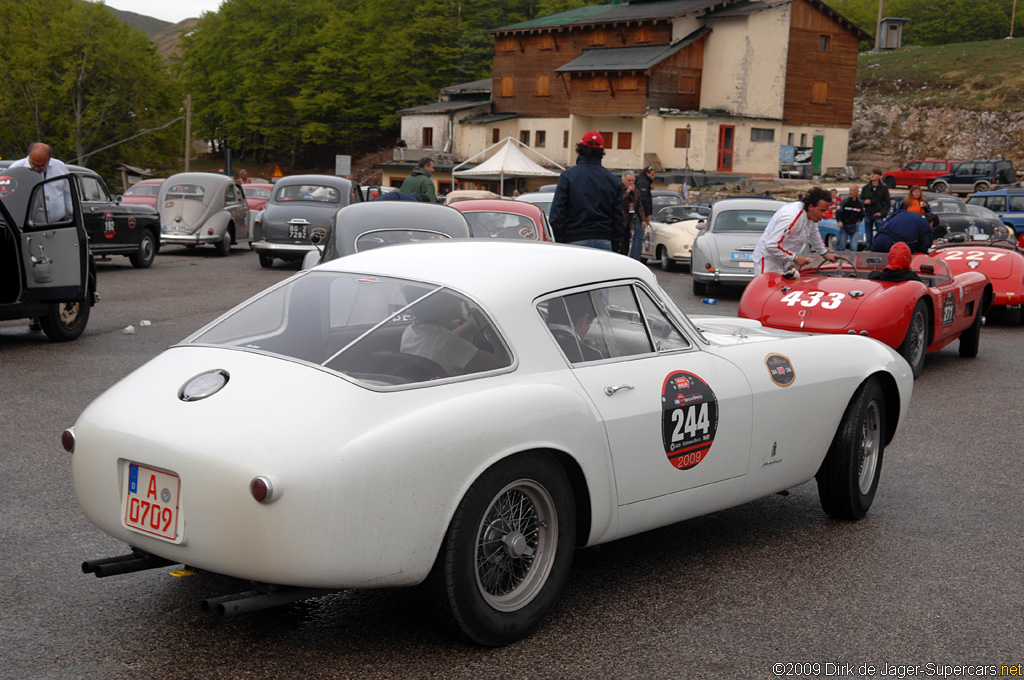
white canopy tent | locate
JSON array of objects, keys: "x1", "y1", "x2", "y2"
[{"x1": 452, "y1": 137, "x2": 564, "y2": 193}]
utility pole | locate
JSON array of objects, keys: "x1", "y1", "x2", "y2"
[
  {"x1": 184, "y1": 93, "x2": 192, "y2": 173},
  {"x1": 1011, "y1": 0, "x2": 1018, "y2": 38},
  {"x1": 873, "y1": 0, "x2": 884, "y2": 52}
]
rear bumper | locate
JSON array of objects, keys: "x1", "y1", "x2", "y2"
[{"x1": 250, "y1": 241, "x2": 316, "y2": 258}]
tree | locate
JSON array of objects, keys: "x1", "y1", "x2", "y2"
[{"x1": 0, "y1": 0, "x2": 181, "y2": 170}]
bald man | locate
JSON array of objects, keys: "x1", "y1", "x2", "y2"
[{"x1": 10, "y1": 142, "x2": 72, "y2": 221}]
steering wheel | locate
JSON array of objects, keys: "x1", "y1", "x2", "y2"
[{"x1": 816, "y1": 255, "x2": 858, "y2": 277}]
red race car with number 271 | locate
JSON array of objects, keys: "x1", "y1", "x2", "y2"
[
  {"x1": 930, "y1": 233, "x2": 1024, "y2": 325},
  {"x1": 738, "y1": 252, "x2": 992, "y2": 378}
]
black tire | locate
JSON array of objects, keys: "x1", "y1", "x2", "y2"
[
  {"x1": 974, "y1": 182, "x2": 990, "y2": 193},
  {"x1": 659, "y1": 246, "x2": 676, "y2": 272},
  {"x1": 816, "y1": 377, "x2": 886, "y2": 520},
  {"x1": 692, "y1": 278, "x2": 706, "y2": 295},
  {"x1": 898, "y1": 299, "x2": 928, "y2": 378},
  {"x1": 217, "y1": 227, "x2": 233, "y2": 257},
  {"x1": 40, "y1": 299, "x2": 90, "y2": 342},
  {"x1": 258, "y1": 253, "x2": 274, "y2": 269},
  {"x1": 959, "y1": 301, "x2": 983, "y2": 357},
  {"x1": 430, "y1": 453, "x2": 575, "y2": 646},
  {"x1": 883, "y1": 176, "x2": 896, "y2": 189},
  {"x1": 931, "y1": 181, "x2": 948, "y2": 194},
  {"x1": 129, "y1": 230, "x2": 157, "y2": 269}
]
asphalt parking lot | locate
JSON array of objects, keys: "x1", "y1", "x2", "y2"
[{"x1": 2, "y1": 245, "x2": 1022, "y2": 679}]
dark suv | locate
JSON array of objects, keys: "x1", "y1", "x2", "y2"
[{"x1": 928, "y1": 159, "x2": 1016, "y2": 196}]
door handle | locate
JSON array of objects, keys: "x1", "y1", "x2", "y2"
[{"x1": 604, "y1": 384, "x2": 634, "y2": 396}]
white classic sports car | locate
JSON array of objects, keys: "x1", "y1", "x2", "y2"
[{"x1": 68, "y1": 241, "x2": 913, "y2": 646}]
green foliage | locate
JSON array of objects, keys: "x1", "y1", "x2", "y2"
[{"x1": 0, "y1": 0, "x2": 181, "y2": 174}]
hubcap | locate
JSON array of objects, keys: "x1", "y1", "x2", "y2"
[
  {"x1": 857, "y1": 401, "x2": 881, "y2": 495},
  {"x1": 59, "y1": 302, "x2": 80, "y2": 325},
  {"x1": 475, "y1": 479, "x2": 557, "y2": 611}
]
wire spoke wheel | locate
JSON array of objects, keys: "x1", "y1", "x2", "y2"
[
  {"x1": 857, "y1": 401, "x2": 881, "y2": 495},
  {"x1": 475, "y1": 479, "x2": 557, "y2": 612}
]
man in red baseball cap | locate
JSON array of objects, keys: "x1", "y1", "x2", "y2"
[{"x1": 549, "y1": 131, "x2": 625, "y2": 251}]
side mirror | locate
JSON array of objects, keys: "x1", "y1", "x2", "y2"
[
  {"x1": 696, "y1": 220, "x2": 708, "y2": 230},
  {"x1": 310, "y1": 231, "x2": 322, "y2": 245},
  {"x1": 115, "y1": 195, "x2": 123, "y2": 204}
]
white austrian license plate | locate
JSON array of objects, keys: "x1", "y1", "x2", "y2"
[
  {"x1": 730, "y1": 251, "x2": 753, "y2": 261},
  {"x1": 737, "y1": 261, "x2": 754, "y2": 268},
  {"x1": 121, "y1": 462, "x2": 181, "y2": 542}
]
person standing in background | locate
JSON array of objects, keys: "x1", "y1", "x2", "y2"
[{"x1": 861, "y1": 169, "x2": 891, "y2": 248}]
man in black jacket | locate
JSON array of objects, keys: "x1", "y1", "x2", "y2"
[
  {"x1": 836, "y1": 185, "x2": 865, "y2": 251},
  {"x1": 636, "y1": 166, "x2": 655, "y2": 220},
  {"x1": 861, "y1": 169, "x2": 891, "y2": 249},
  {"x1": 550, "y1": 132, "x2": 625, "y2": 250}
]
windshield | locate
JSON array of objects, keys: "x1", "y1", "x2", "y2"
[
  {"x1": 354, "y1": 229, "x2": 453, "y2": 251},
  {"x1": 931, "y1": 199, "x2": 966, "y2": 214},
  {"x1": 244, "y1": 187, "x2": 271, "y2": 199},
  {"x1": 802, "y1": 252, "x2": 953, "y2": 285},
  {"x1": 711, "y1": 209, "x2": 776, "y2": 232},
  {"x1": 275, "y1": 184, "x2": 341, "y2": 203},
  {"x1": 189, "y1": 272, "x2": 512, "y2": 386},
  {"x1": 462, "y1": 211, "x2": 540, "y2": 239}
]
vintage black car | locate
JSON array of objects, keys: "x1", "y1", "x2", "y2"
[
  {"x1": 0, "y1": 167, "x2": 97, "y2": 341},
  {"x1": 0, "y1": 161, "x2": 160, "y2": 268},
  {"x1": 301, "y1": 201, "x2": 472, "y2": 269},
  {"x1": 250, "y1": 175, "x2": 362, "y2": 268}
]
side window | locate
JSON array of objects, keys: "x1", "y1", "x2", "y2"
[
  {"x1": 225, "y1": 186, "x2": 235, "y2": 204},
  {"x1": 541, "y1": 284, "x2": 686, "y2": 364},
  {"x1": 27, "y1": 176, "x2": 74, "y2": 227},
  {"x1": 1006, "y1": 196, "x2": 1024, "y2": 212},
  {"x1": 905, "y1": 162, "x2": 921, "y2": 171},
  {"x1": 636, "y1": 287, "x2": 690, "y2": 352},
  {"x1": 79, "y1": 176, "x2": 107, "y2": 202}
]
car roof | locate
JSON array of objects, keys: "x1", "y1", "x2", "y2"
[
  {"x1": 274, "y1": 174, "x2": 353, "y2": 187},
  {"x1": 163, "y1": 172, "x2": 236, "y2": 188},
  {"x1": 450, "y1": 198, "x2": 545, "y2": 217},
  {"x1": 712, "y1": 198, "x2": 787, "y2": 211},
  {"x1": 969, "y1": 187, "x2": 1024, "y2": 196},
  {"x1": 314, "y1": 239, "x2": 655, "y2": 301}
]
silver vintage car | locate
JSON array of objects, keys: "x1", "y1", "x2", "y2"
[
  {"x1": 251, "y1": 175, "x2": 362, "y2": 268},
  {"x1": 158, "y1": 173, "x2": 250, "y2": 256},
  {"x1": 690, "y1": 197, "x2": 786, "y2": 295}
]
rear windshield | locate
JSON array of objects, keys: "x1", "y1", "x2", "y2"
[
  {"x1": 125, "y1": 185, "x2": 161, "y2": 196},
  {"x1": 189, "y1": 272, "x2": 512, "y2": 387},
  {"x1": 354, "y1": 229, "x2": 454, "y2": 251},
  {"x1": 275, "y1": 184, "x2": 341, "y2": 203},
  {"x1": 711, "y1": 209, "x2": 776, "y2": 232},
  {"x1": 165, "y1": 184, "x2": 207, "y2": 200},
  {"x1": 243, "y1": 187, "x2": 271, "y2": 199}
]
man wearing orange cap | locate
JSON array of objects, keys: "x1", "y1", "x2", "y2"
[
  {"x1": 867, "y1": 242, "x2": 921, "y2": 283},
  {"x1": 550, "y1": 131, "x2": 625, "y2": 251}
]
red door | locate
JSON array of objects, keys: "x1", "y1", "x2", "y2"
[{"x1": 717, "y1": 126, "x2": 735, "y2": 172}]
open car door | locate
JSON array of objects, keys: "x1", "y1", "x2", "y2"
[{"x1": 1, "y1": 167, "x2": 88, "y2": 303}]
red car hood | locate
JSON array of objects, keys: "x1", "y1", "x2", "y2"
[
  {"x1": 932, "y1": 245, "x2": 1017, "y2": 280},
  {"x1": 751, "y1": 275, "x2": 920, "y2": 332}
]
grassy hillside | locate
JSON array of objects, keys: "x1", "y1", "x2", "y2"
[{"x1": 858, "y1": 38, "x2": 1024, "y2": 111}]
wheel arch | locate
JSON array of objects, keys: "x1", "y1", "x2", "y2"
[
  {"x1": 868, "y1": 370, "x2": 902, "y2": 447},
  {"x1": 919, "y1": 294, "x2": 935, "y2": 346}
]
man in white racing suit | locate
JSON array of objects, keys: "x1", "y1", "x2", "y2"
[{"x1": 753, "y1": 187, "x2": 838, "y2": 273}]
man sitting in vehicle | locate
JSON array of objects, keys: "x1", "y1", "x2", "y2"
[
  {"x1": 400, "y1": 291, "x2": 504, "y2": 376},
  {"x1": 544, "y1": 293, "x2": 604, "y2": 363},
  {"x1": 867, "y1": 242, "x2": 921, "y2": 283}
]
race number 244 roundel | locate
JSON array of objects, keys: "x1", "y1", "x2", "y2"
[{"x1": 661, "y1": 371, "x2": 719, "y2": 470}]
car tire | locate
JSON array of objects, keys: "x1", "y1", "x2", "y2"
[
  {"x1": 659, "y1": 246, "x2": 676, "y2": 272},
  {"x1": 40, "y1": 299, "x2": 90, "y2": 342},
  {"x1": 816, "y1": 377, "x2": 885, "y2": 520},
  {"x1": 217, "y1": 228, "x2": 233, "y2": 257},
  {"x1": 883, "y1": 176, "x2": 896, "y2": 189},
  {"x1": 258, "y1": 253, "x2": 274, "y2": 269},
  {"x1": 974, "y1": 182, "x2": 990, "y2": 193},
  {"x1": 129, "y1": 230, "x2": 157, "y2": 269},
  {"x1": 958, "y1": 303, "x2": 983, "y2": 357},
  {"x1": 693, "y1": 278, "x2": 706, "y2": 295},
  {"x1": 931, "y1": 181, "x2": 948, "y2": 194},
  {"x1": 897, "y1": 299, "x2": 928, "y2": 378},
  {"x1": 430, "y1": 453, "x2": 575, "y2": 647},
  {"x1": 826, "y1": 234, "x2": 838, "y2": 251}
]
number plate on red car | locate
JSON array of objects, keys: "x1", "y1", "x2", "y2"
[{"x1": 121, "y1": 462, "x2": 181, "y2": 542}]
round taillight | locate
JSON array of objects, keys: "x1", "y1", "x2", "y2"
[
  {"x1": 62, "y1": 428, "x2": 75, "y2": 453},
  {"x1": 250, "y1": 476, "x2": 274, "y2": 503},
  {"x1": 207, "y1": 228, "x2": 214, "y2": 235},
  {"x1": 705, "y1": 263, "x2": 714, "y2": 271}
]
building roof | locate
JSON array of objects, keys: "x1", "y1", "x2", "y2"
[
  {"x1": 440, "y1": 78, "x2": 492, "y2": 96},
  {"x1": 703, "y1": 0, "x2": 871, "y2": 41},
  {"x1": 492, "y1": 0, "x2": 733, "y2": 33},
  {"x1": 398, "y1": 100, "x2": 489, "y2": 115},
  {"x1": 460, "y1": 112, "x2": 519, "y2": 125},
  {"x1": 555, "y1": 27, "x2": 710, "y2": 73}
]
